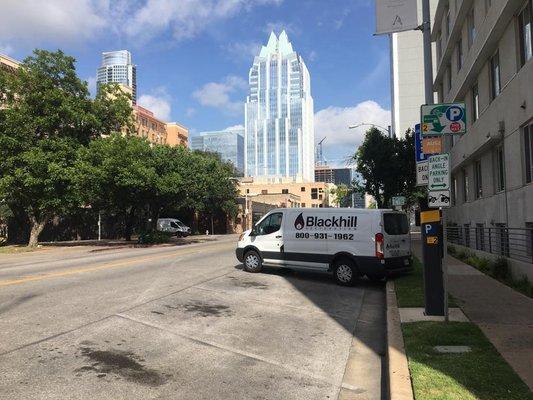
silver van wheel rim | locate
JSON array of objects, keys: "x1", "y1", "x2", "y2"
[
  {"x1": 337, "y1": 265, "x2": 352, "y2": 282},
  {"x1": 246, "y1": 254, "x2": 259, "y2": 269}
]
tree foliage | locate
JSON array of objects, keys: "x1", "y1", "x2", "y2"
[
  {"x1": 353, "y1": 128, "x2": 421, "y2": 208},
  {"x1": 0, "y1": 49, "x2": 240, "y2": 245},
  {"x1": 0, "y1": 50, "x2": 132, "y2": 245}
]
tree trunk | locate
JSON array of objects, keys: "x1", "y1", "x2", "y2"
[
  {"x1": 124, "y1": 207, "x2": 136, "y2": 241},
  {"x1": 28, "y1": 216, "x2": 46, "y2": 247}
]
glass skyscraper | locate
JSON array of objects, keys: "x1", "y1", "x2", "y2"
[
  {"x1": 245, "y1": 31, "x2": 314, "y2": 182},
  {"x1": 191, "y1": 128, "x2": 245, "y2": 174},
  {"x1": 96, "y1": 50, "x2": 137, "y2": 104}
]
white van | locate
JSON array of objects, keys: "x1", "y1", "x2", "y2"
[
  {"x1": 236, "y1": 208, "x2": 412, "y2": 285},
  {"x1": 156, "y1": 218, "x2": 191, "y2": 237}
]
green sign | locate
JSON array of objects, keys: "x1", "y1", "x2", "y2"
[
  {"x1": 421, "y1": 103, "x2": 466, "y2": 136},
  {"x1": 392, "y1": 196, "x2": 406, "y2": 206}
]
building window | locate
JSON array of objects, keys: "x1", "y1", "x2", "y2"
[
  {"x1": 261, "y1": 189, "x2": 268, "y2": 194},
  {"x1": 281, "y1": 189, "x2": 289, "y2": 194},
  {"x1": 490, "y1": 52, "x2": 501, "y2": 99},
  {"x1": 518, "y1": 0, "x2": 533, "y2": 66},
  {"x1": 495, "y1": 146, "x2": 505, "y2": 191},
  {"x1": 526, "y1": 222, "x2": 533, "y2": 258},
  {"x1": 301, "y1": 203, "x2": 306, "y2": 207},
  {"x1": 445, "y1": 7, "x2": 451, "y2": 39},
  {"x1": 472, "y1": 83, "x2": 479, "y2": 122},
  {"x1": 456, "y1": 39, "x2": 463, "y2": 70},
  {"x1": 464, "y1": 223, "x2": 471, "y2": 247},
  {"x1": 462, "y1": 168, "x2": 469, "y2": 202},
  {"x1": 467, "y1": 7, "x2": 476, "y2": 48},
  {"x1": 474, "y1": 159, "x2": 483, "y2": 199},
  {"x1": 301, "y1": 186, "x2": 306, "y2": 192},
  {"x1": 452, "y1": 176, "x2": 458, "y2": 205},
  {"x1": 246, "y1": 189, "x2": 250, "y2": 194},
  {"x1": 311, "y1": 188, "x2": 318, "y2": 199},
  {"x1": 436, "y1": 31, "x2": 442, "y2": 61},
  {"x1": 446, "y1": 64, "x2": 452, "y2": 93},
  {"x1": 524, "y1": 122, "x2": 533, "y2": 183},
  {"x1": 495, "y1": 223, "x2": 510, "y2": 257}
]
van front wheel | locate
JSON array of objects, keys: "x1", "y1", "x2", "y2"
[
  {"x1": 333, "y1": 258, "x2": 357, "y2": 286},
  {"x1": 243, "y1": 250, "x2": 262, "y2": 273}
]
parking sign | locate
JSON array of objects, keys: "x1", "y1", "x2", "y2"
[{"x1": 421, "y1": 103, "x2": 466, "y2": 136}]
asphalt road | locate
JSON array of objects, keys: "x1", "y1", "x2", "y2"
[{"x1": 0, "y1": 236, "x2": 386, "y2": 400}]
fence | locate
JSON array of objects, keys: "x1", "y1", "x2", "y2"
[{"x1": 446, "y1": 225, "x2": 533, "y2": 264}]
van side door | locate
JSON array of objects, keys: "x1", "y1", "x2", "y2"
[{"x1": 250, "y1": 212, "x2": 284, "y2": 265}]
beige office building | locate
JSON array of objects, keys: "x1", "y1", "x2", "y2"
[
  {"x1": 166, "y1": 122, "x2": 189, "y2": 147},
  {"x1": 432, "y1": 0, "x2": 532, "y2": 270}
]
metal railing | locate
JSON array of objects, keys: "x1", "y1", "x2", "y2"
[{"x1": 446, "y1": 225, "x2": 533, "y2": 264}]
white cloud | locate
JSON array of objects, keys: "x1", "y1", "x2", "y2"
[
  {"x1": 186, "y1": 107, "x2": 196, "y2": 117},
  {"x1": 264, "y1": 21, "x2": 300, "y2": 36},
  {"x1": 138, "y1": 87, "x2": 172, "y2": 121},
  {"x1": 193, "y1": 75, "x2": 247, "y2": 115},
  {"x1": 0, "y1": 0, "x2": 283, "y2": 47},
  {"x1": 224, "y1": 41, "x2": 261, "y2": 62},
  {"x1": 314, "y1": 100, "x2": 390, "y2": 163},
  {"x1": 125, "y1": 0, "x2": 283, "y2": 44},
  {"x1": 224, "y1": 124, "x2": 244, "y2": 131},
  {"x1": 0, "y1": 43, "x2": 14, "y2": 55},
  {"x1": 307, "y1": 50, "x2": 317, "y2": 62},
  {"x1": 0, "y1": 0, "x2": 106, "y2": 45}
]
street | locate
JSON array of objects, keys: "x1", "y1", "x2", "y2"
[{"x1": 0, "y1": 237, "x2": 386, "y2": 400}]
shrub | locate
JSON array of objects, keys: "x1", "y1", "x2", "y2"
[
  {"x1": 514, "y1": 276, "x2": 533, "y2": 298},
  {"x1": 489, "y1": 257, "x2": 509, "y2": 280},
  {"x1": 456, "y1": 249, "x2": 470, "y2": 261},
  {"x1": 447, "y1": 245, "x2": 457, "y2": 256},
  {"x1": 137, "y1": 231, "x2": 172, "y2": 244}
]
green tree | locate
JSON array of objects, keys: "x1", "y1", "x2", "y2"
[
  {"x1": 332, "y1": 184, "x2": 351, "y2": 207},
  {"x1": 353, "y1": 127, "x2": 418, "y2": 208},
  {"x1": 0, "y1": 50, "x2": 132, "y2": 246},
  {"x1": 76, "y1": 134, "x2": 156, "y2": 241}
]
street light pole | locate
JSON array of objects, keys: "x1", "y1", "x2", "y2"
[{"x1": 348, "y1": 123, "x2": 392, "y2": 137}]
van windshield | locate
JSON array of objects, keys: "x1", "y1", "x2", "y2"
[{"x1": 383, "y1": 213, "x2": 409, "y2": 235}]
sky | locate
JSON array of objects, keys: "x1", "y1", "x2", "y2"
[{"x1": 0, "y1": 0, "x2": 392, "y2": 167}]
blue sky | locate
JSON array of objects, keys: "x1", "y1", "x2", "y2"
[{"x1": 0, "y1": 0, "x2": 392, "y2": 166}]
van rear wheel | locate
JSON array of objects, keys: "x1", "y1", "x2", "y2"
[
  {"x1": 333, "y1": 258, "x2": 357, "y2": 286},
  {"x1": 243, "y1": 250, "x2": 262, "y2": 273}
]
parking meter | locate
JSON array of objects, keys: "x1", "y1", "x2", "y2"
[{"x1": 421, "y1": 210, "x2": 445, "y2": 316}]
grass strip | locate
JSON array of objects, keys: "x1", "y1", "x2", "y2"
[
  {"x1": 403, "y1": 321, "x2": 533, "y2": 400},
  {"x1": 393, "y1": 257, "x2": 455, "y2": 308}
]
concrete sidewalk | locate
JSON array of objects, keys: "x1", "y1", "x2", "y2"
[{"x1": 414, "y1": 243, "x2": 533, "y2": 391}]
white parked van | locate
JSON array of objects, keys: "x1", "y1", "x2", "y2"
[
  {"x1": 156, "y1": 218, "x2": 191, "y2": 237},
  {"x1": 236, "y1": 208, "x2": 412, "y2": 285}
]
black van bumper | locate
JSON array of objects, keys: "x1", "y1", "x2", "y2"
[{"x1": 356, "y1": 255, "x2": 413, "y2": 277}]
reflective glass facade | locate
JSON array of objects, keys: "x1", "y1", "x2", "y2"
[
  {"x1": 191, "y1": 129, "x2": 245, "y2": 174},
  {"x1": 96, "y1": 50, "x2": 137, "y2": 104},
  {"x1": 245, "y1": 31, "x2": 314, "y2": 182}
]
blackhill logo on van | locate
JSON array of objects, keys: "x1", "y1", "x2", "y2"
[{"x1": 294, "y1": 213, "x2": 357, "y2": 230}]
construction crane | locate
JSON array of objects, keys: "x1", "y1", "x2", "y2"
[{"x1": 316, "y1": 137, "x2": 326, "y2": 165}]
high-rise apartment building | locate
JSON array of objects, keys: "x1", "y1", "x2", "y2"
[
  {"x1": 315, "y1": 165, "x2": 364, "y2": 208},
  {"x1": 391, "y1": 0, "x2": 438, "y2": 137},
  {"x1": 244, "y1": 31, "x2": 314, "y2": 182},
  {"x1": 432, "y1": 0, "x2": 532, "y2": 272},
  {"x1": 97, "y1": 50, "x2": 137, "y2": 104},
  {"x1": 192, "y1": 128, "x2": 245, "y2": 174}
]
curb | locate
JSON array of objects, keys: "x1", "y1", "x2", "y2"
[{"x1": 386, "y1": 280, "x2": 414, "y2": 400}]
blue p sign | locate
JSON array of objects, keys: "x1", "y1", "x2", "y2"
[
  {"x1": 446, "y1": 106, "x2": 463, "y2": 122},
  {"x1": 424, "y1": 223, "x2": 437, "y2": 235}
]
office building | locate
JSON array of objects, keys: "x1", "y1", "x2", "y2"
[
  {"x1": 191, "y1": 128, "x2": 245, "y2": 174},
  {"x1": 432, "y1": 0, "x2": 532, "y2": 273},
  {"x1": 133, "y1": 105, "x2": 167, "y2": 145},
  {"x1": 166, "y1": 122, "x2": 189, "y2": 147},
  {"x1": 244, "y1": 31, "x2": 315, "y2": 182},
  {"x1": 97, "y1": 50, "x2": 137, "y2": 104},
  {"x1": 391, "y1": 0, "x2": 438, "y2": 137},
  {"x1": 0, "y1": 53, "x2": 19, "y2": 73},
  {"x1": 315, "y1": 165, "x2": 364, "y2": 208}
]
